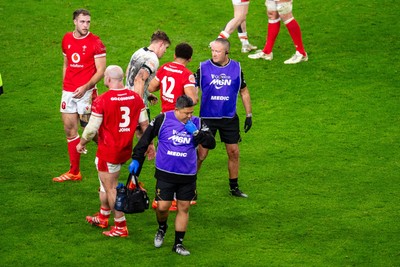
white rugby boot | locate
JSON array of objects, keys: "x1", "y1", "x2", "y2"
[
  {"x1": 248, "y1": 51, "x2": 273, "y2": 61},
  {"x1": 284, "y1": 51, "x2": 308, "y2": 64}
]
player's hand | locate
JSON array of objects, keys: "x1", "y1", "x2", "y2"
[
  {"x1": 244, "y1": 117, "x2": 252, "y2": 133},
  {"x1": 185, "y1": 120, "x2": 199, "y2": 135},
  {"x1": 148, "y1": 94, "x2": 158, "y2": 105},
  {"x1": 76, "y1": 143, "x2": 87, "y2": 154},
  {"x1": 129, "y1": 160, "x2": 140, "y2": 175},
  {"x1": 73, "y1": 86, "x2": 86, "y2": 99}
]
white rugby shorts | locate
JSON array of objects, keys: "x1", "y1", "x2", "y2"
[
  {"x1": 232, "y1": 0, "x2": 250, "y2": 6},
  {"x1": 60, "y1": 88, "x2": 94, "y2": 114},
  {"x1": 266, "y1": 0, "x2": 293, "y2": 14}
]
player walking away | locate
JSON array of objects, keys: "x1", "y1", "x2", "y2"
[
  {"x1": 213, "y1": 0, "x2": 257, "y2": 53},
  {"x1": 125, "y1": 30, "x2": 171, "y2": 118},
  {"x1": 248, "y1": 0, "x2": 308, "y2": 64},
  {"x1": 53, "y1": 9, "x2": 106, "y2": 182},
  {"x1": 129, "y1": 95, "x2": 216, "y2": 255},
  {"x1": 148, "y1": 42, "x2": 198, "y2": 210},
  {"x1": 196, "y1": 38, "x2": 253, "y2": 198},
  {"x1": 77, "y1": 65, "x2": 150, "y2": 237}
]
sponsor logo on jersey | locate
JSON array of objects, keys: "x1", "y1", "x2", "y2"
[
  {"x1": 168, "y1": 130, "x2": 191, "y2": 145},
  {"x1": 149, "y1": 118, "x2": 156, "y2": 127},
  {"x1": 209, "y1": 73, "x2": 231, "y2": 89},
  {"x1": 70, "y1": 53, "x2": 84, "y2": 68},
  {"x1": 110, "y1": 96, "x2": 135, "y2": 101},
  {"x1": 164, "y1": 66, "x2": 183, "y2": 74},
  {"x1": 72, "y1": 53, "x2": 80, "y2": 63},
  {"x1": 189, "y1": 74, "x2": 195, "y2": 83}
]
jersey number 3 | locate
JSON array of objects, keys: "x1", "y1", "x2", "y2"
[{"x1": 120, "y1": 106, "x2": 130, "y2": 128}]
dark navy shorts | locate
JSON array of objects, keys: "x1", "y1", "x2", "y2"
[
  {"x1": 203, "y1": 115, "x2": 241, "y2": 144},
  {"x1": 155, "y1": 179, "x2": 197, "y2": 201}
]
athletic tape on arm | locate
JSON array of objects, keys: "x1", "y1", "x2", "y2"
[
  {"x1": 82, "y1": 115, "x2": 102, "y2": 141},
  {"x1": 138, "y1": 108, "x2": 149, "y2": 123}
]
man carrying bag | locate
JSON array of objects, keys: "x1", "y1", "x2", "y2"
[{"x1": 129, "y1": 95, "x2": 216, "y2": 255}]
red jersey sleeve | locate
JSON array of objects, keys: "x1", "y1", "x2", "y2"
[
  {"x1": 91, "y1": 95, "x2": 104, "y2": 117},
  {"x1": 93, "y1": 36, "x2": 106, "y2": 58}
]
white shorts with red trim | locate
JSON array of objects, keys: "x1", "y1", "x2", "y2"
[{"x1": 60, "y1": 88, "x2": 95, "y2": 114}]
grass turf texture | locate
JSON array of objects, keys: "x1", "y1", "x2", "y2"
[{"x1": 0, "y1": 0, "x2": 399, "y2": 266}]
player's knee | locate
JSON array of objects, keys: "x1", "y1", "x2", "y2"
[
  {"x1": 226, "y1": 146, "x2": 239, "y2": 158},
  {"x1": 235, "y1": 13, "x2": 247, "y2": 22},
  {"x1": 267, "y1": 11, "x2": 279, "y2": 20},
  {"x1": 157, "y1": 205, "x2": 170, "y2": 214},
  {"x1": 228, "y1": 151, "x2": 239, "y2": 160},
  {"x1": 177, "y1": 204, "x2": 190, "y2": 213},
  {"x1": 197, "y1": 151, "x2": 208, "y2": 162}
]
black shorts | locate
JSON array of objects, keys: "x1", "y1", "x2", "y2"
[
  {"x1": 203, "y1": 115, "x2": 241, "y2": 144},
  {"x1": 155, "y1": 179, "x2": 197, "y2": 201}
]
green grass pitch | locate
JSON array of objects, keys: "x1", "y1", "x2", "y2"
[{"x1": 0, "y1": 0, "x2": 399, "y2": 266}]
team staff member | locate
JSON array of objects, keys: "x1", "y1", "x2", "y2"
[
  {"x1": 148, "y1": 42, "x2": 198, "y2": 210},
  {"x1": 53, "y1": 9, "x2": 106, "y2": 182},
  {"x1": 77, "y1": 65, "x2": 149, "y2": 237},
  {"x1": 129, "y1": 95, "x2": 216, "y2": 256},
  {"x1": 248, "y1": 0, "x2": 308, "y2": 64},
  {"x1": 196, "y1": 38, "x2": 253, "y2": 198}
]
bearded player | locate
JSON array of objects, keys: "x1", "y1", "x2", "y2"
[{"x1": 53, "y1": 9, "x2": 106, "y2": 182}]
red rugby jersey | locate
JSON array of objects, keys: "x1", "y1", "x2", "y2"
[{"x1": 62, "y1": 32, "x2": 106, "y2": 92}]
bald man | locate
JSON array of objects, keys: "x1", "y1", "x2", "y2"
[{"x1": 77, "y1": 65, "x2": 150, "y2": 237}]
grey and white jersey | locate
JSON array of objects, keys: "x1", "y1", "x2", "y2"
[{"x1": 126, "y1": 47, "x2": 159, "y2": 106}]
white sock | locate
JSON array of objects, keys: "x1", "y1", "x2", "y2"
[
  {"x1": 218, "y1": 31, "x2": 230, "y2": 39},
  {"x1": 238, "y1": 32, "x2": 249, "y2": 45}
]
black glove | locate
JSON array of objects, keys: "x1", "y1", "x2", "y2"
[{"x1": 244, "y1": 117, "x2": 252, "y2": 133}]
